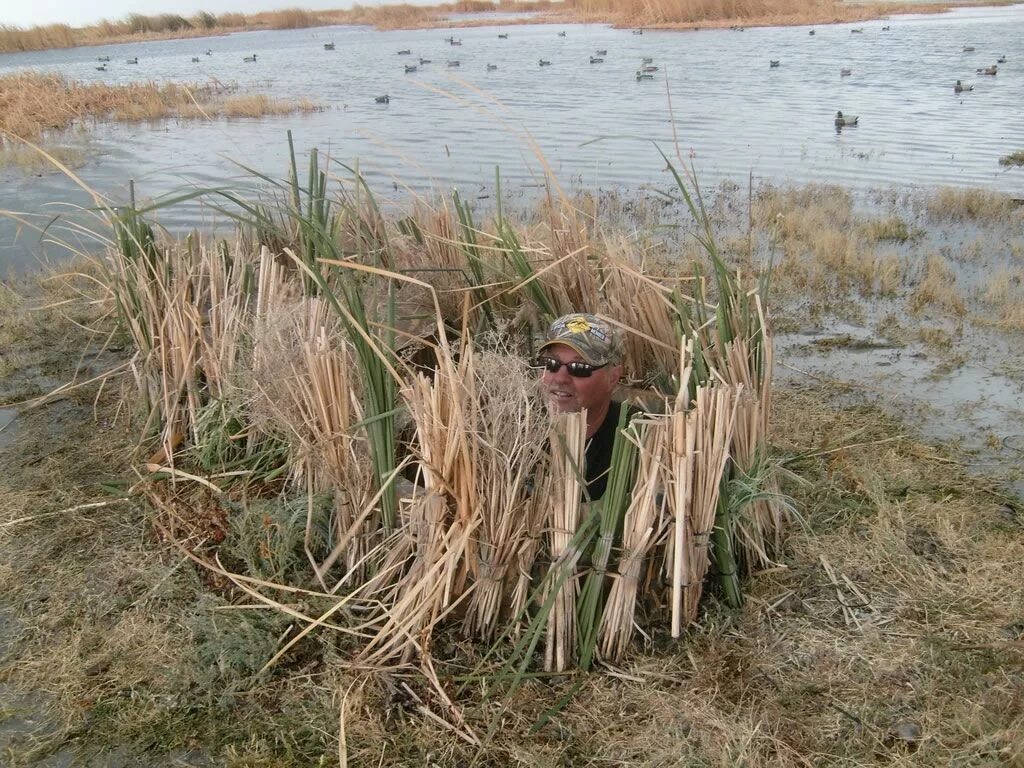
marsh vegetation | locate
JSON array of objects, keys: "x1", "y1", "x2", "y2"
[{"x1": 1, "y1": 145, "x2": 1022, "y2": 764}]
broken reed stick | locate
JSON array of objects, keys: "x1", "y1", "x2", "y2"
[{"x1": 669, "y1": 338, "x2": 695, "y2": 638}]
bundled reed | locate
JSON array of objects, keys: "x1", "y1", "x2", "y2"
[{"x1": 95, "y1": 147, "x2": 786, "y2": 684}]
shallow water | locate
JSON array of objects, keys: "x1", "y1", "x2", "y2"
[{"x1": 1, "y1": 5, "x2": 1023, "y2": 270}]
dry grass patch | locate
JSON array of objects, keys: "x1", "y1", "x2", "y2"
[
  {"x1": 925, "y1": 187, "x2": 1018, "y2": 222},
  {"x1": 910, "y1": 254, "x2": 965, "y2": 317},
  {"x1": 998, "y1": 150, "x2": 1024, "y2": 168},
  {"x1": 0, "y1": 73, "x2": 320, "y2": 161}
]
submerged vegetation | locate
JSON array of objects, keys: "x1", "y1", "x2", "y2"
[{"x1": 1, "y1": 148, "x2": 1023, "y2": 763}]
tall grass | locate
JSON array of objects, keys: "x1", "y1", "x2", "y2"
[{"x1": 85, "y1": 140, "x2": 783, "y2": 695}]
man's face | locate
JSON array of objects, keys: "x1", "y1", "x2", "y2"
[{"x1": 539, "y1": 343, "x2": 621, "y2": 415}]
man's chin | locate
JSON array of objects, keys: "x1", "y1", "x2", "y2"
[{"x1": 544, "y1": 395, "x2": 580, "y2": 414}]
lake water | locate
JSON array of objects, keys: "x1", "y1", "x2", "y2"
[{"x1": 1, "y1": 5, "x2": 1023, "y2": 270}]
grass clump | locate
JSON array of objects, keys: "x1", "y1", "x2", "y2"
[
  {"x1": 925, "y1": 186, "x2": 1017, "y2": 222},
  {"x1": 998, "y1": 150, "x2": 1024, "y2": 167}
]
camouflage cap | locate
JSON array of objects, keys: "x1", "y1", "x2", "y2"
[{"x1": 539, "y1": 313, "x2": 623, "y2": 366}]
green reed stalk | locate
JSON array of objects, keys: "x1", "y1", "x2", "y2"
[{"x1": 576, "y1": 409, "x2": 637, "y2": 670}]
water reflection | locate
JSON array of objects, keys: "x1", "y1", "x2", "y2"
[{"x1": 1, "y1": 5, "x2": 1022, "y2": 270}]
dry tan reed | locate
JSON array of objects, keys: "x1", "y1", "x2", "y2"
[{"x1": 0, "y1": 73, "x2": 319, "y2": 153}]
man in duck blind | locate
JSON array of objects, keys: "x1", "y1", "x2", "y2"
[{"x1": 535, "y1": 313, "x2": 631, "y2": 502}]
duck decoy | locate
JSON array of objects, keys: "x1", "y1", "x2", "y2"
[
  {"x1": 769, "y1": 60, "x2": 780, "y2": 68},
  {"x1": 404, "y1": 64, "x2": 417, "y2": 72},
  {"x1": 498, "y1": 33, "x2": 509, "y2": 39},
  {"x1": 882, "y1": 25, "x2": 890, "y2": 30},
  {"x1": 447, "y1": 60, "x2": 460, "y2": 67},
  {"x1": 126, "y1": 57, "x2": 138, "y2": 64},
  {"x1": 451, "y1": 39, "x2": 462, "y2": 46},
  {"x1": 977, "y1": 65, "x2": 997, "y2": 75},
  {"x1": 486, "y1": 63, "x2": 498, "y2": 70},
  {"x1": 97, "y1": 55, "x2": 110, "y2": 62},
  {"x1": 633, "y1": 28, "x2": 644, "y2": 35},
  {"x1": 243, "y1": 54, "x2": 256, "y2": 62},
  {"x1": 191, "y1": 56, "x2": 200, "y2": 62},
  {"x1": 997, "y1": 55, "x2": 1007, "y2": 63},
  {"x1": 840, "y1": 67, "x2": 852, "y2": 76},
  {"x1": 557, "y1": 31, "x2": 566, "y2": 37},
  {"x1": 851, "y1": 28, "x2": 863, "y2": 33},
  {"x1": 596, "y1": 49, "x2": 607, "y2": 55},
  {"x1": 835, "y1": 110, "x2": 859, "y2": 127},
  {"x1": 397, "y1": 49, "x2": 411, "y2": 55},
  {"x1": 324, "y1": 42, "x2": 335, "y2": 50},
  {"x1": 636, "y1": 71, "x2": 655, "y2": 80},
  {"x1": 444, "y1": 36, "x2": 453, "y2": 43},
  {"x1": 374, "y1": 95, "x2": 389, "y2": 103},
  {"x1": 590, "y1": 56, "x2": 604, "y2": 64},
  {"x1": 641, "y1": 65, "x2": 658, "y2": 72},
  {"x1": 419, "y1": 57, "x2": 431, "y2": 64},
  {"x1": 809, "y1": 29, "x2": 815, "y2": 35},
  {"x1": 96, "y1": 64, "x2": 107, "y2": 71},
  {"x1": 205, "y1": 49, "x2": 212, "y2": 55},
  {"x1": 954, "y1": 80, "x2": 974, "y2": 93},
  {"x1": 539, "y1": 59, "x2": 552, "y2": 66},
  {"x1": 963, "y1": 46, "x2": 975, "y2": 52}
]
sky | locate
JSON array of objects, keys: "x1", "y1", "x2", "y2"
[{"x1": 0, "y1": 0, "x2": 416, "y2": 28}]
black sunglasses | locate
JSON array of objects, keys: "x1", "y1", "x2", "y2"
[{"x1": 532, "y1": 355, "x2": 608, "y2": 378}]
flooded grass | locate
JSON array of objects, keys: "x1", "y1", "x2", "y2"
[
  {"x1": 999, "y1": 150, "x2": 1024, "y2": 168},
  {"x1": 0, "y1": 73, "x2": 320, "y2": 162}
]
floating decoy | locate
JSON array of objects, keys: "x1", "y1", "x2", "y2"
[
  {"x1": 374, "y1": 95, "x2": 389, "y2": 103},
  {"x1": 205, "y1": 49, "x2": 212, "y2": 55},
  {"x1": 769, "y1": 60, "x2": 780, "y2": 68},
  {"x1": 126, "y1": 57, "x2": 138, "y2": 64},
  {"x1": 447, "y1": 60, "x2": 460, "y2": 67},
  {"x1": 596, "y1": 49, "x2": 607, "y2": 55},
  {"x1": 963, "y1": 46, "x2": 975, "y2": 52},
  {"x1": 486, "y1": 63, "x2": 498, "y2": 70},
  {"x1": 636, "y1": 71, "x2": 655, "y2": 80},
  {"x1": 243, "y1": 54, "x2": 256, "y2": 62},
  {"x1": 324, "y1": 42, "x2": 335, "y2": 50},
  {"x1": 97, "y1": 55, "x2": 110, "y2": 62},
  {"x1": 191, "y1": 56, "x2": 200, "y2": 62},
  {"x1": 641, "y1": 65, "x2": 658, "y2": 72},
  {"x1": 96, "y1": 64, "x2": 107, "y2": 71},
  {"x1": 954, "y1": 80, "x2": 973, "y2": 93},
  {"x1": 633, "y1": 28, "x2": 644, "y2": 35},
  {"x1": 558, "y1": 31, "x2": 566, "y2": 37},
  {"x1": 590, "y1": 56, "x2": 604, "y2": 64},
  {"x1": 450, "y1": 39, "x2": 462, "y2": 46},
  {"x1": 539, "y1": 59, "x2": 552, "y2": 66},
  {"x1": 444, "y1": 36, "x2": 453, "y2": 43},
  {"x1": 404, "y1": 64, "x2": 417, "y2": 72},
  {"x1": 641, "y1": 56, "x2": 653, "y2": 64},
  {"x1": 977, "y1": 65, "x2": 997, "y2": 75},
  {"x1": 419, "y1": 57, "x2": 431, "y2": 64},
  {"x1": 835, "y1": 110, "x2": 858, "y2": 127},
  {"x1": 882, "y1": 25, "x2": 890, "y2": 30},
  {"x1": 997, "y1": 55, "x2": 1006, "y2": 63},
  {"x1": 498, "y1": 33, "x2": 509, "y2": 39},
  {"x1": 809, "y1": 29, "x2": 815, "y2": 35},
  {"x1": 840, "y1": 67, "x2": 852, "y2": 76},
  {"x1": 397, "y1": 49, "x2": 411, "y2": 55}
]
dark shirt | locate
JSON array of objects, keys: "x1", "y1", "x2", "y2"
[{"x1": 584, "y1": 400, "x2": 637, "y2": 502}]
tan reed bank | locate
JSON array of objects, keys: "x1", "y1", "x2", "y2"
[{"x1": 0, "y1": 72, "x2": 320, "y2": 164}]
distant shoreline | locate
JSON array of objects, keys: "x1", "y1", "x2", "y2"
[{"x1": 2, "y1": 1, "x2": 1019, "y2": 56}]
